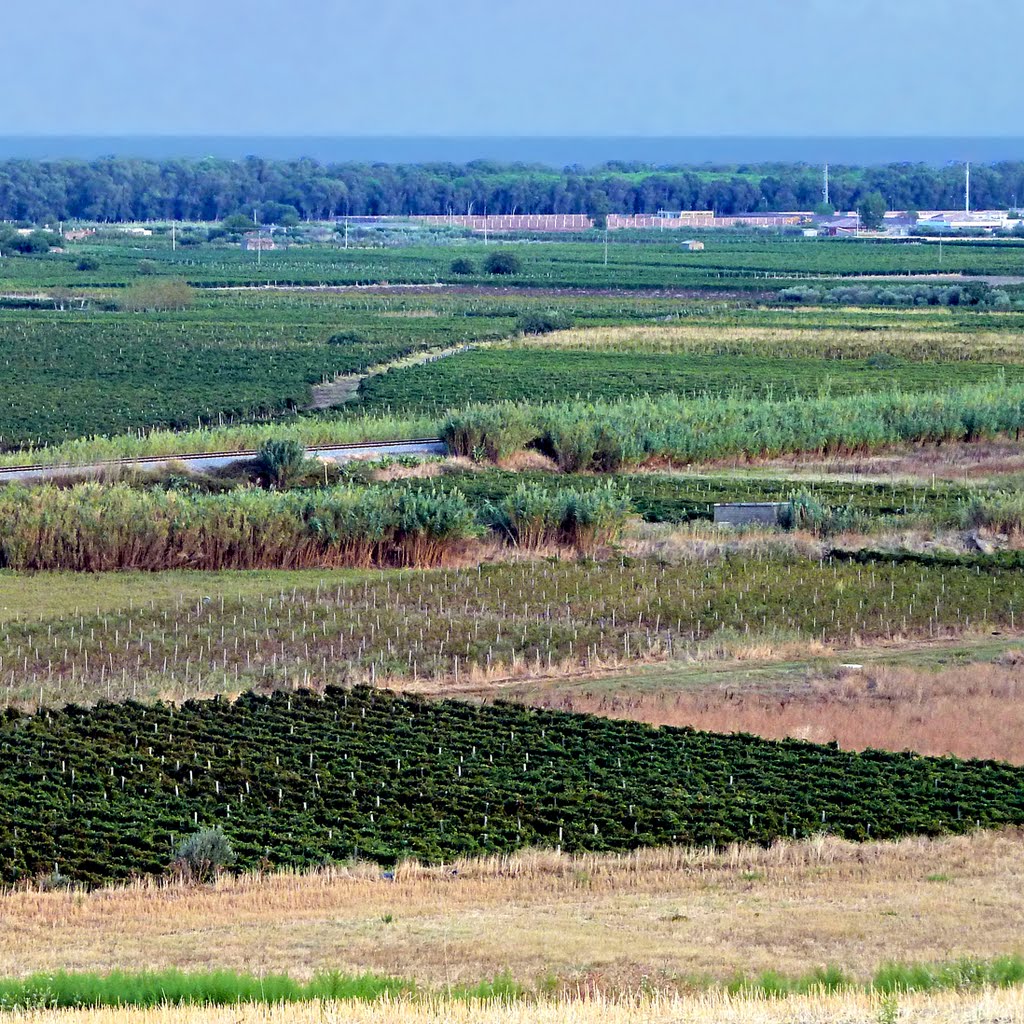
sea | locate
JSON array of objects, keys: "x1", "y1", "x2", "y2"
[{"x1": 1, "y1": 137, "x2": 1023, "y2": 167}]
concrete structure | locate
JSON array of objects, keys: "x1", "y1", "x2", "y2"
[
  {"x1": 414, "y1": 214, "x2": 593, "y2": 232},
  {"x1": 242, "y1": 234, "x2": 278, "y2": 251},
  {"x1": 713, "y1": 502, "x2": 789, "y2": 527},
  {"x1": 680, "y1": 239, "x2": 705, "y2": 251}
]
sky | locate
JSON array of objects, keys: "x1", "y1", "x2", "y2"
[{"x1": 3, "y1": 0, "x2": 1020, "y2": 137}]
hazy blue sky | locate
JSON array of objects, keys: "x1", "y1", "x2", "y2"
[{"x1": 4, "y1": 0, "x2": 1018, "y2": 136}]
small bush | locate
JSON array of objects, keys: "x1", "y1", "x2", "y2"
[
  {"x1": 961, "y1": 491, "x2": 1024, "y2": 535},
  {"x1": 483, "y1": 251, "x2": 522, "y2": 275},
  {"x1": 866, "y1": 353, "x2": 898, "y2": 370},
  {"x1": 171, "y1": 828, "x2": 235, "y2": 883},
  {"x1": 75, "y1": 256, "x2": 100, "y2": 271},
  {"x1": 449, "y1": 257, "x2": 475, "y2": 275},
  {"x1": 327, "y1": 330, "x2": 369, "y2": 346},
  {"x1": 517, "y1": 311, "x2": 574, "y2": 335},
  {"x1": 780, "y1": 492, "x2": 861, "y2": 536}
]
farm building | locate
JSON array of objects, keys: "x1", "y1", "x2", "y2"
[
  {"x1": 680, "y1": 239, "x2": 705, "y2": 251},
  {"x1": 917, "y1": 211, "x2": 1012, "y2": 231},
  {"x1": 820, "y1": 216, "x2": 860, "y2": 236}
]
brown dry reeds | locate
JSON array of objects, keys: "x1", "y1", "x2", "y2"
[{"x1": 545, "y1": 660, "x2": 1024, "y2": 763}]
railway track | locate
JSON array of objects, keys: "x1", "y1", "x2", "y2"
[{"x1": 0, "y1": 437, "x2": 448, "y2": 483}]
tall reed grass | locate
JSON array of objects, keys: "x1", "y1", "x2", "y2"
[
  {"x1": 0, "y1": 481, "x2": 631, "y2": 570},
  {"x1": 482, "y1": 482, "x2": 631, "y2": 551},
  {"x1": 0, "y1": 484, "x2": 478, "y2": 571},
  {"x1": 443, "y1": 382, "x2": 1024, "y2": 471}
]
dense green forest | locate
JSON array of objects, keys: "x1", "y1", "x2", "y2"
[{"x1": 2, "y1": 158, "x2": 1023, "y2": 223}]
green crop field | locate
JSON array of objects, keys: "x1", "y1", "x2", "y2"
[
  {"x1": 357, "y1": 349, "x2": 1024, "y2": 415},
  {"x1": 5, "y1": 234, "x2": 1024, "y2": 292},
  {"x1": 0, "y1": 294, "x2": 520, "y2": 447},
  {"x1": 2, "y1": 230, "x2": 1024, "y2": 450},
  {"x1": 0, "y1": 290, "x2": 731, "y2": 449},
  {"x1": 3, "y1": 685, "x2": 1022, "y2": 885}
]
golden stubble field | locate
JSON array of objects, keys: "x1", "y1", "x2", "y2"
[
  {"x1": 1, "y1": 833, "x2": 1021, "y2": 989},
  {"x1": 3, "y1": 989, "x2": 1024, "y2": 1024}
]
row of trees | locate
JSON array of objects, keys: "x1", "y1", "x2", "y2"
[{"x1": 1, "y1": 157, "x2": 1022, "y2": 225}]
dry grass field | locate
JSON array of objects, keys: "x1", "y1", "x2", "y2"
[
  {"x1": 519, "y1": 657, "x2": 1024, "y2": 764},
  {"x1": 520, "y1": 322, "x2": 1024, "y2": 362},
  {"x1": 3, "y1": 989, "x2": 1024, "y2": 1024},
  {"x1": 2, "y1": 833, "x2": 1021, "y2": 989}
]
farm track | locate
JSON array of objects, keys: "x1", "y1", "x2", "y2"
[{"x1": 309, "y1": 342, "x2": 476, "y2": 410}]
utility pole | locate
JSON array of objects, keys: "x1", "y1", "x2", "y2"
[
  {"x1": 171, "y1": 222, "x2": 176, "y2": 252},
  {"x1": 822, "y1": 163, "x2": 830, "y2": 208},
  {"x1": 604, "y1": 225, "x2": 609, "y2": 266},
  {"x1": 965, "y1": 162, "x2": 971, "y2": 213}
]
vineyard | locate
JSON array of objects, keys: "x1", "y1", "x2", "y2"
[
  {"x1": 0, "y1": 296, "x2": 515, "y2": 448},
  {"x1": 5, "y1": 236, "x2": 1024, "y2": 292},
  {"x1": 1, "y1": 555, "x2": 1021, "y2": 707},
  {"x1": 0, "y1": 291, "x2": 734, "y2": 449},
  {"x1": 3, "y1": 685, "x2": 1023, "y2": 885},
  {"x1": 357, "y1": 349, "x2": 1024, "y2": 415}
]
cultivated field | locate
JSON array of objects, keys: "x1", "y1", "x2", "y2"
[{"x1": 2, "y1": 223, "x2": 1024, "y2": 1019}]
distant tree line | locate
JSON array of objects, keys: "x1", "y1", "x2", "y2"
[{"x1": 2, "y1": 157, "x2": 1023, "y2": 224}]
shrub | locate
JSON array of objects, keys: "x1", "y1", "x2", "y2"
[
  {"x1": 171, "y1": 828, "x2": 235, "y2": 883},
  {"x1": 75, "y1": 256, "x2": 100, "y2": 271},
  {"x1": 483, "y1": 481, "x2": 629, "y2": 553},
  {"x1": 779, "y1": 492, "x2": 859, "y2": 536},
  {"x1": 449, "y1": 257, "x2": 475, "y2": 275},
  {"x1": 483, "y1": 251, "x2": 522, "y2": 275},
  {"x1": 327, "y1": 330, "x2": 369, "y2": 346},
  {"x1": 116, "y1": 278, "x2": 193, "y2": 312},
  {"x1": 517, "y1": 311, "x2": 574, "y2": 335},
  {"x1": 960, "y1": 491, "x2": 1024, "y2": 535},
  {"x1": 256, "y1": 439, "x2": 309, "y2": 490},
  {"x1": 442, "y1": 402, "x2": 536, "y2": 461}
]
